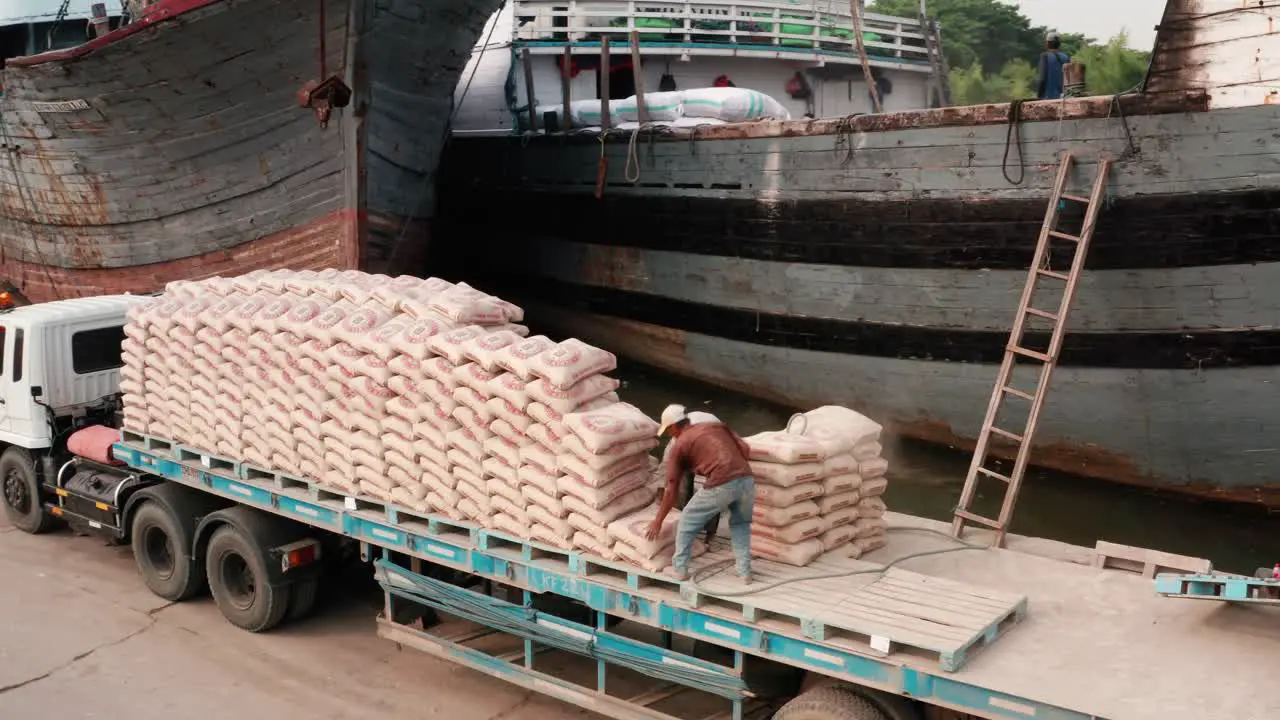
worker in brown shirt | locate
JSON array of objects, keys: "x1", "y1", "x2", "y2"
[{"x1": 647, "y1": 404, "x2": 755, "y2": 583}]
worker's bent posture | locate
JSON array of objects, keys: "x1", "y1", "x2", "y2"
[{"x1": 647, "y1": 404, "x2": 755, "y2": 583}]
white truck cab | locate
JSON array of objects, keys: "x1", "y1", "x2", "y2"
[{"x1": 0, "y1": 294, "x2": 147, "y2": 448}]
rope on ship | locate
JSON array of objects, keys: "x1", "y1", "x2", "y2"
[{"x1": 1001, "y1": 99, "x2": 1026, "y2": 186}]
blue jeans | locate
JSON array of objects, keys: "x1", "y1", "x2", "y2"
[{"x1": 672, "y1": 476, "x2": 754, "y2": 577}]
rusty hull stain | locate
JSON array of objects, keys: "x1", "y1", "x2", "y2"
[{"x1": 525, "y1": 302, "x2": 1280, "y2": 511}]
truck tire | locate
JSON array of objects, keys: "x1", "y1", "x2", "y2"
[
  {"x1": 285, "y1": 576, "x2": 320, "y2": 623},
  {"x1": 1, "y1": 447, "x2": 54, "y2": 534},
  {"x1": 773, "y1": 687, "x2": 889, "y2": 720},
  {"x1": 131, "y1": 502, "x2": 206, "y2": 601},
  {"x1": 206, "y1": 525, "x2": 292, "y2": 632}
]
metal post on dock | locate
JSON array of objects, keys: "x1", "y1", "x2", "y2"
[
  {"x1": 521, "y1": 47, "x2": 538, "y2": 133},
  {"x1": 628, "y1": 30, "x2": 651, "y2": 124}
]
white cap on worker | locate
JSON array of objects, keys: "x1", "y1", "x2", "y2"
[{"x1": 657, "y1": 404, "x2": 688, "y2": 437}]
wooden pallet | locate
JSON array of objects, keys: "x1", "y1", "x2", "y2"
[
  {"x1": 1155, "y1": 572, "x2": 1280, "y2": 605},
  {"x1": 119, "y1": 429, "x2": 178, "y2": 457},
  {"x1": 1094, "y1": 540, "x2": 1212, "y2": 578}
]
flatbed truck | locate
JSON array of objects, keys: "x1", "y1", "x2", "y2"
[{"x1": 3, "y1": 295, "x2": 1276, "y2": 720}]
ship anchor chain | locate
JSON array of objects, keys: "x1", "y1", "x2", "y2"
[{"x1": 296, "y1": 0, "x2": 351, "y2": 129}]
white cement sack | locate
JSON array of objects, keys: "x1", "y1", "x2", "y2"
[
  {"x1": 383, "y1": 318, "x2": 450, "y2": 361},
  {"x1": 455, "y1": 468, "x2": 489, "y2": 500},
  {"x1": 453, "y1": 363, "x2": 497, "y2": 398},
  {"x1": 487, "y1": 397, "x2": 534, "y2": 433},
  {"x1": 491, "y1": 512, "x2": 531, "y2": 538},
  {"x1": 453, "y1": 393, "x2": 496, "y2": 426},
  {"x1": 299, "y1": 338, "x2": 332, "y2": 365},
  {"x1": 561, "y1": 431, "x2": 656, "y2": 464},
  {"x1": 526, "y1": 375, "x2": 619, "y2": 415},
  {"x1": 489, "y1": 418, "x2": 532, "y2": 448},
  {"x1": 857, "y1": 497, "x2": 886, "y2": 518},
  {"x1": 754, "y1": 482, "x2": 823, "y2": 508},
  {"x1": 333, "y1": 307, "x2": 393, "y2": 348},
  {"x1": 529, "y1": 522, "x2": 573, "y2": 550},
  {"x1": 860, "y1": 477, "x2": 887, "y2": 498},
  {"x1": 681, "y1": 87, "x2": 790, "y2": 122},
  {"x1": 559, "y1": 451, "x2": 651, "y2": 488},
  {"x1": 359, "y1": 481, "x2": 392, "y2": 502},
  {"x1": 853, "y1": 517, "x2": 888, "y2": 539},
  {"x1": 822, "y1": 473, "x2": 862, "y2": 495},
  {"x1": 568, "y1": 513, "x2": 612, "y2": 546},
  {"x1": 789, "y1": 406, "x2": 882, "y2": 455},
  {"x1": 413, "y1": 421, "x2": 449, "y2": 450},
  {"x1": 428, "y1": 326, "x2": 488, "y2": 365},
  {"x1": 428, "y1": 491, "x2": 465, "y2": 520},
  {"x1": 563, "y1": 485, "x2": 656, "y2": 527},
  {"x1": 751, "y1": 536, "x2": 823, "y2": 567},
  {"x1": 573, "y1": 531, "x2": 619, "y2": 560},
  {"x1": 822, "y1": 454, "x2": 857, "y2": 476},
  {"x1": 744, "y1": 431, "x2": 825, "y2": 464},
  {"x1": 817, "y1": 491, "x2": 860, "y2": 514},
  {"x1": 517, "y1": 463, "x2": 562, "y2": 498},
  {"x1": 752, "y1": 500, "x2": 821, "y2": 527},
  {"x1": 528, "y1": 340, "x2": 617, "y2": 391},
  {"x1": 428, "y1": 288, "x2": 507, "y2": 326},
  {"x1": 853, "y1": 441, "x2": 883, "y2": 462},
  {"x1": 422, "y1": 357, "x2": 460, "y2": 389},
  {"x1": 563, "y1": 403, "x2": 659, "y2": 454},
  {"x1": 752, "y1": 517, "x2": 824, "y2": 544},
  {"x1": 557, "y1": 469, "x2": 649, "y2": 510},
  {"x1": 486, "y1": 476, "x2": 524, "y2": 507},
  {"x1": 853, "y1": 535, "x2": 887, "y2": 555},
  {"x1": 461, "y1": 330, "x2": 522, "y2": 371},
  {"x1": 521, "y1": 483, "x2": 567, "y2": 517},
  {"x1": 527, "y1": 504, "x2": 573, "y2": 536},
  {"x1": 494, "y1": 335, "x2": 556, "y2": 380},
  {"x1": 519, "y1": 440, "x2": 560, "y2": 474},
  {"x1": 447, "y1": 425, "x2": 489, "y2": 461},
  {"x1": 386, "y1": 395, "x2": 425, "y2": 425},
  {"x1": 859, "y1": 457, "x2": 888, "y2": 479},
  {"x1": 491, "y1": 496, "x2": 528, "y2": 525},
  {"x1": 616, "y1": 91, "x2": 685, "y2": 123},
  {"x1": 527, "y1": 422, "x2": 568, "y2": 451},
  {"x1": 749, "y1": 460, "x2": 824, "y2": 488},
  {"x1": 608, "y1": 508, "x2": 680, "y2": 558},
  {"x1": 449, "y1": 450, "x2": 486, "y2": 480},
  {"x1": 821, "y1": 525, "x2": 857, "y2": 552},
  {"x1": 823, "y1": 507, "x2": 859, "y2": 529},
  {"x1": 615, "y1": 539, "x2": 707, "y2": 574},
  {"x1": 488, "y1": 373, "x2": 531, "y2": 411},
  {"x1": 386, "y1": 452, "x2": 418, "y2": 482},
  {"x1": 391, "y1": 486, "x2": 430, "y2": 512},
  {"x1": 484, "y1": 435, "x2": 524, "y2": 469}
]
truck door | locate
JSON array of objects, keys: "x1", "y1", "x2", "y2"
[{"x1": 0, "y1": 327, "x2": 35, "y2": 442}]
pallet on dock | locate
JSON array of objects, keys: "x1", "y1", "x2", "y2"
[
  {"x1": 1155, "y1": 572, "x2": 1280, "y2": 605},
  {"x1": 1094, "y1": 540, "x2": 1211, "y2": 578}
]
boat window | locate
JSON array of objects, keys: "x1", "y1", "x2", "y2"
[{"x1": 72, "y1": 326, "x2": 126, "y2": 374}]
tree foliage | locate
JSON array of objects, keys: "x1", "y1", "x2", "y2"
[{"x1": 868, "y1": 0, "x2": 1151, "y2": 105}]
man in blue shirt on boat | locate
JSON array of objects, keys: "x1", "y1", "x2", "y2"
[{"x1": 1036, "y1": 32, "x2": 1071, "y2": 100}]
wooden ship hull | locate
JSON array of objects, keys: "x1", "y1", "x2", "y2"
[
  {"x1": 435, "y1": 1, "x2": 1280, "y2": 507},
  {"x1": 0, "y1": 0, "x2": 500, "y2": 302}
]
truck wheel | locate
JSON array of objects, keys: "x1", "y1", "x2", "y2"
[
  {"x1": 131, "y1": 502, "x2": 205, "y2": 601},
  {"x1": 285, "y1": 576, "x2": 320, "y2": 623},
  {"x1": 206, "y1": 525, "x2": 292, "y2": 632},
  {"x1": 773, "y1": 687, "x2": 889, "y2": 720},
  {"x1": 1, "y1": 447, "x2": 54, "y2": 534}
]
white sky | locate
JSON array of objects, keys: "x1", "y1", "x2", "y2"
[{"x1": 1008, "y1": 0, "x2": 1167, "y2": 50}]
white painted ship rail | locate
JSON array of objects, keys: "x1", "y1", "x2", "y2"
[{"x1": 512, "y1": 0, "x2": 934, "y2": 67}]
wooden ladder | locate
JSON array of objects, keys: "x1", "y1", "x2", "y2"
[
  {"x1": 921, "y1": 15, "x2": 951, "y2": 107},
  {"x1": 951, "y1": 152, "x2": 1111, "y2": 547}
]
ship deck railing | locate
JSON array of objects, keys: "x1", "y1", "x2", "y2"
[{"x1": 511, "y1": 0, "x2": 934, "y2": 69}]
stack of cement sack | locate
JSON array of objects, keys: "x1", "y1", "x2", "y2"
[
  {"x1": 743, "y1": 406, "x2": 891, "y2": 566},
  {"x1": 119, "y1": 269, "x2": 685, "y2": 566}
]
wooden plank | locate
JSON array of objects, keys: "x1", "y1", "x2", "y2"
[
  {"x1": 628, "y1": 31, "x2": 650, "y2": 124},
  {"x1": 876, "y1": 570, "x2": 1025, "y2": 608},
  {"x1": 521, "y1": 47, "x2": 538, "y2": 133},
  {"x1": 1094, "y1": 540, "x2": 1212, "y2": 578},
  {"x1": 561, "y1": 45, "x2": 571, "y2": 133},
  {"x1": 600, "y1": 37, "x2": 611, "y2": 131},
  {"x1": 874, "y1": 574, "x2": 1018, "y2": 613},
  {"x1": 854, "y1": 584, "x2": 1001, "y2": 626}
]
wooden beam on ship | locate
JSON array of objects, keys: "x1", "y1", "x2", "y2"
[
  {"x1": 629, "y1": 31, "x2": 650, "y2": 124},
  {"x1": 522, "y1": 47, "x2": 538, "y2": 133},
  {"x1": 600, "y1": 37, "x2": 612, "y2": 131}
]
